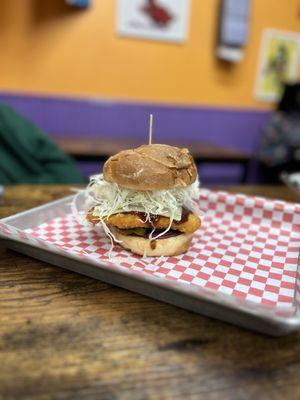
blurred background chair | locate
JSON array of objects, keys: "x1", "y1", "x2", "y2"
[
  {"x1": 0, "y1": 103, "x2": 84, "y2": 184},
  {"x1": 258, "y1": 83, "x2": 300, "y2": 183}
]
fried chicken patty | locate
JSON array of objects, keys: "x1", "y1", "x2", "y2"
[{"x1": 87, "y1": 210, "x2": 200, "y2": 234}]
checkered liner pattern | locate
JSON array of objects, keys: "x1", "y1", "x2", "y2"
[
  {"x1": 2, "y1": 189, "x2": 300, "y2": 309},
  {"x1": 23, "y1": 189, "x2": 300, "y2": 308}
]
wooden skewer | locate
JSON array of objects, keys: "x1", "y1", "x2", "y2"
[{"x1": 148, "y1": 114, "x2": 153, "y2": 145}]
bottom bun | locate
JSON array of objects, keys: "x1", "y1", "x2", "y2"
[{"x1": 112, "y1": 229, "x2": 193, "y2": 257}]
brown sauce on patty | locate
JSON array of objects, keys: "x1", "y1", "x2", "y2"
[
  {"x1": 150, "y1": 240, "x2": 157, "y2": 249},
  {"x1": 126, "y1": 207, "x2": 191, "y2": 224}
]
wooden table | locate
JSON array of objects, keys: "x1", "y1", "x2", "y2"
[
  {"x1": 54, "y1": 137, "x2": 251, "y2": 183},
  {"x1": 1, "y1": 185, "x2": 300, "y2": 400}
]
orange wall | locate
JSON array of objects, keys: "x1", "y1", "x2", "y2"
[{"x1": 0, "y1": 0, "x2": 299, "y2": 109}]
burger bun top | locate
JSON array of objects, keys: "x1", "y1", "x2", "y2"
[{"x1": 103, "y1": 144, "x2": 197, "y2": 191}]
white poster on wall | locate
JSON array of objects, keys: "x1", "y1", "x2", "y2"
[
  {"x1": 116, "y1": 0, "x2": 190, "y2": 43},
  {"x1": 254, "y1": 29, "x2": 300, "y2": 102}
]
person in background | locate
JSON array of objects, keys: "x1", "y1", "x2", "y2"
[
  {"x1": 0, "y1": 103, "x2": 84, "y2": 184},
  {"x1": 258, "y1": 83, "x2": 300, "y2": 183}
]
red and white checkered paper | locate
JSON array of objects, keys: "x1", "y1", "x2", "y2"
[{"x1": 15, "y1": 189, "x2": 298, "y2": 310}]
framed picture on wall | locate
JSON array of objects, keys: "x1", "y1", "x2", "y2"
[
  {"x1": 66, "y1": 0, "x2": 91, "y2": 7},
  {"x1": 116, "y1": 0, "x2": 190, "y2": 43},
  {"x1": 254, "y1": 29, "x2": 300, "y2": 102}
]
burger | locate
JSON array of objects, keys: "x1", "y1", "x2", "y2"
[{"x1": 86, "y1": 144, "x2": 201, "y2": 257}]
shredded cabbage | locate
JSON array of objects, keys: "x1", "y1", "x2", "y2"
[
  {"x1": 71, "y1": 174, "x2": 203, "y2": 258},
  {"x1": 86, "y1": 174, "x2": 202, "y2": 222}
]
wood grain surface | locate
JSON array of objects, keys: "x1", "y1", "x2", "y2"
[{"x1": 1, "y1": 185, "x2": 300, "y2": 400}]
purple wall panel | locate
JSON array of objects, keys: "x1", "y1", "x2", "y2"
[
  {"x1": 0, "y1": 92, "x2": 269, "y2": 153},
  {"x1": 0, "y1": 92, "x2": 270, "y2": 183}
]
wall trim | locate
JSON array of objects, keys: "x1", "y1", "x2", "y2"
[{"x1": 0, "y1": 91, "x2": 270, "y2": 153}]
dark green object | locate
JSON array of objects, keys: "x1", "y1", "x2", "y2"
[{"x1": 0, "y1": 103, "x2": 84, "y2": 184}]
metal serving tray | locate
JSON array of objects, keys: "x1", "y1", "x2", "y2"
[{"x1": 1, "y1": 189, "x2": 300, "y2": 336}]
